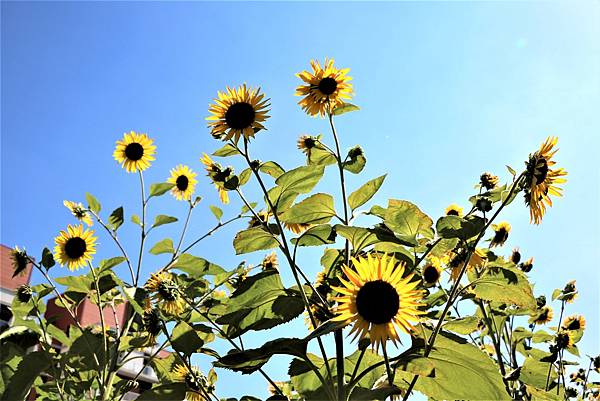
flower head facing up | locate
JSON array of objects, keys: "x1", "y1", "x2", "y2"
[
  {"x1": 562, "y1": 315, "x2": 585, "y2": 332},
  {"x1": 113, "y1": 131, "x2": 156, "y2": 173},
  {"x1": 173, "y1": 365, "x2": 211, "y2": 401},
  {"x1": 524, "y1": 136, "x2": 567, "y2": 224},
  {"x1": 145, "y1": 272, "x2": 186, "y2": 315},
  {"x1": 296, "y1": 58, "x2": 353, "y2": 117},
  {"x1": 444, "y1": 204, "x2": 463, "y2": 217},
  {"x1": 480, "y1": 172, "x2": 499, "y2": 190},
  {"x1": 63, "y1": 200, "x2": 93, "y2": 226},
  {"x1": 490, "y1": 221, "x2": 511, "y2": 247},
  {"x1": 53, "y1": 224, "x2": 97, "y2": 271},
  {"x1": 332, "y1": 254, "x2": 424, "y2": 350},
  {"x1": 200, "y1": 153, "x2": 230, "y2": 204},
  {"x1": 207, "y1": 84, "x2": 270, "y2": 143},
  {"x1": 167, "y1": 165, "x2": 198, "y2": 201}
]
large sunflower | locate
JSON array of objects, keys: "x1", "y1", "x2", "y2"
[
  {"x1": 145, "y1": 272, "x2": 186, "y2": 315},
  {"x1": 200, "y1": 153, "x2": 230, "y2": 204},
  {"x1": 173, "y1": 365, "x2": 211, "y2": 401},
  {"x1": 167, "y1": 165, "x2": 198, "y2": 201},
  {"x1": 53, "y1": 224, "x2": 97, "y2": 271},
  {"x1": 332, "y1": 254, "x2": 425, "y2": 350},
  {"x1": 63, "y1": 200, "x2": 93, "y2": 226},
  {"x1": 113, "y1": 131, "x2": 156, "y2": 173},
  {"x1": 296, "y1": 58, "x2": 353, "y2": 117},
  {"x1": 207, "y1": 84, "x2": 270, "y2": 143},
  {"x1": 524, "y1": 136, "x2": 567, "y2": 224}
]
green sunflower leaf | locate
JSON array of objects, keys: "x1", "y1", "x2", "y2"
[
  {"x1": 149, "y1": 182, "x2": 175, "y2": 198},
  {"x1": 259, "y1": 161, "x2": 285, "y2": 179},
  {"x1": 383, "y1": 199, "x2": 434, "y2": 245},
  {"x1": 276, "y1": 165, "x2": 325, "y2": 196},
  {"x1": 279, "y1": 193, "x2": 336, "y2": 225},
  {"x1": 171, "y1": 254, "x2": 226, "y2": 277},
  {"x1": 332, "y1": 103, "x2": 360, "y2": 115},
  {"x1": 0, "y1": 351, "x2": 52, "y2": 401},
  {"x1": 131, "y1": 214, "x2": 141, "y2": 225},
  {"x1": 291, "y1": 224, "x2": 337, "y2": 247},
  {"x1": 436, "y1": 215, "x2": 485, "y2": 240},
  {"x1": 149, "y1": 238, "x2": 174, "y2": 255},
  {"x1": 239, "y1": 168, "x2": 252, "y2": 186},
  {"x1": 171, "y1": 321, "x2": 204, "y2": 356},
  {"x1": 209, "y1": 205, "x2": 223, "y2": 221},
  {"x1": 97, "y1": 256, "x2": 126, "y2": 272},
  {"x1": 469, "y1": 265, "x2": 536, "y2": 309},
  {"x1": 108, "y1": 206, "x2": 124, "y2": 231},
  {"x1": 343, "y1": 146, "x2": 366, "y2": 174},
  {"x1": 136, "y1": 382, "x2": 187, "y2": 401},
  {"x1": 152, "y1": 214, "x2": 178, "y2": 228},
  {"x1": 212, "y1": 143, "x2": 240, "y2": 157},
  {"x1": 348, "y1": 174, "x2": 387, "y2": 210},
  {"x1": 233, "y1": 227, "x2": 279, "y2": 255},
  {"x1": 85, "y1": 192, "x2": 101, "y2": 213},
  {"x1": 40, "y1": 247, "x2": 55, "y2": 270},
  {"x1": 443, "y1": 316, "x2": 480, "y2": 335},
  {"x1": 215, "y1": 338, "x2": 307, "y2": 374}
]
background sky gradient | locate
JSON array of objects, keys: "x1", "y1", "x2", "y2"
[{"x1": 2, "y1": 1, "x2": 599, "y2": 399}]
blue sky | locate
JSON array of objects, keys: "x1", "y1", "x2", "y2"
[{"x1": 1, "y1": 1, "x2": 599, "y2": 399}]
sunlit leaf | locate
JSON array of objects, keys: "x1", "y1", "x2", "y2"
[
  {"x1": 279, "y1": 193, "x2": 336, "y2": 225},
  {"x1": 149, "y1": 182, "x2": 175, "y2": 198},
  {"x1": 85, "y1": 192, "x2": 101, "y2": 213},
  {"x1": 233, "y1": 227, "x2": 279, "y2": 255},
  {"x1": 348, "y1": 174, "x2": 386, "y2": 210},
  {"x1": 149, "y1": 238, "x2": 174, "y2": 255},
  {"x1": 152, "y1": 214, "x2": 178, "y2": 228},
  {"x1": 332, "y1": 103, "x2": 360, "y2": 115}
]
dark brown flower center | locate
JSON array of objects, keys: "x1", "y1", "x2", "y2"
[
  {"x1": 65, "y1": 237, "x2": 87, "y2": 259},
  {"x1": 423, "y1": 265, "x2": 440, "y2": 284},
  {"x1": 534, "y1": 157, "x2": 549, "y2": 183},
  {"x1": 565, "y1": 319, "x2": 581, "y2": 330},
  {"x1": 225, "y1": 102, "x2": 255, "y2": 129},
  {"x1": 318, "y1": 77, "x2": 338, "y2": 95},
  {"x1": 157, "y1": 280, "x2": 179, "y2": 301},
  {"x1": 355, "y1": 280, "x2": 399, "y2": 324},
  {"x1": 125, "y1": 142, "x2": 144, "y2": 161},
  {"x1": 185, "y1": 373, "x2": 201, "y2": 391},
  {"x1": 446, "y1": 209, "x2": 459, "y2": 216},
  {"x1": 176, "y1": 175, "x2": 189, "y2": 191},
  {"x1": 493, "y1": 228, "x2": 508, "y2": 245}
]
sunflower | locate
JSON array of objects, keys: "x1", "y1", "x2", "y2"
[
  {"x1": 142, "y1": 308, "x2": 161, "y2": 343},
  {"x1": 295, "y1": 58, "x2": 353, "y2": 117},
  {"x1": 167, "y1": 165, "x2": 198, "y2": 201},
  {"x1": 145, "y1": 272, "x2": 186, "y2": 315},
  {"x1": 297, "y1": 135, "x2": 317, "y2": 156},
  {"x1": 562, "y1": 315, "x2": 586, "y2": 331},
  {"x1": 529, "y1": 306, "x2": 553, "y2": 325},
  {"x1": 332, "y1": 254, "x2": 425, "y2": 350},
  {"x1": 562, "y1": 280, "x2": 578, "y2": 303},
  {"x1": 444, "y1": 204, "x2": 463, "y2": 217},
  {"x1": 53, "y1": 224, "x2": 97, "y2": 271},
  {"x1": 247, "y1": 210, "x2": 270, "y2": 228},
  {"x1": 207, "y1": 84, "x2": 270, "y2": 143},
  {"x1": 519, "y1": 257, "x2": 534, "y2": 273},
  {"x1": 556, "y1": 331, "x2": 574, "y2": 350},
  {"x1": 10, "y1": 246, "x2": 29, "y2": 276},
  {"x1": 261, "y1": 252, "x2": 279, "y2": 271},
  {"x1": 510, "y1": 247, "x2": 521, "y2": 264},
  {"x1": 524, "y1": 136, "x2": 567, "y2": 224},
  {"x1": 284, "y1": 222, "x2": 312, "y2": 234},
  {"x1": 480, "y1": 172, "x2": 499, "y2": 190},
  {"x1": 449, "y1": 248, "x2": 486, "y2": 281},
  {"x1": 173, "y1": 365, "x2": 211, "y2": 401},
  {"x1": 304, "y1": 269, "x2": 334, "y2": 330},
  {"x1": 63, "y1": 200, "x2": 93, "y2": 226},
  {"x1": 113, "y1": 131, "x2": 156, "y2": 173},
  {"x1": 422, "y1": 260, "x2": 443, "y2": 287},
  {"x1": 16, "y1": 285, "x2": 32, "y2": 303},
  {"x1": 200, "y1": 153, "x2": 230, "y2": 204},
  {"x1": 490, "y1": 221, "x2": 511, "y2": 247}
]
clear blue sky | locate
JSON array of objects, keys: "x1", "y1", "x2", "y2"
[{"x1": 2, "y1": 1, "x2": 598, "y2": 399}]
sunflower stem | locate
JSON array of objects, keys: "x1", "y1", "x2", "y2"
[
  {"x1": 134, "y1": 171, "x2": 147, "y2": 286},
  {"x1": 382, "y1": 344, "x2": 394, "y2": 387},
  {"x1": 88, "y1": 261, "x2": 110, "y2": 400}
]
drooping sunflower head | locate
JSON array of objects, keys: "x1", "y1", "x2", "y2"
[
  {"x1": 53, "y1": 224, "x2": 97, "y2": 271},
  {"x1": 332, "y1": 254, "x2": 425, "y2": 350},
  {"x1": 145, "y1": 272, "x2": 186, "y2": 315},
  {"x1": 490, "y1": 221, "x2": 511, "y2": 247},
  {"x1": 142, "y1": 307, "x2": 162, "y2": 341},
  {"x1": 562, "y1": 315, "x2": 586, "y2": 332},
  {"x1": 480, "y1": 172, "x2": 499, "y2": 190},
  {"x1": 510, "y1": 247, "x2": 521, "y2": 264},
  {"x1": 295, "y1": 58, "x2": 353, "y2": 117},
  {"x1": 200, "y1": 153, "x2": 230, "y2": 204},
  {"x1": 297, "y1": 135, "x2": 317, "y2": 156},
  {"x1": 449, "y1": 248, "x2": 486, "y2": 281},
  {"x1": 173, "y1": 364, "x2": 211, "y2": 401},
  {"x1": 421, "y1": 261, "x2": 443, "y2": 287},
  {"x1": 444, "y1": 204, "x2": 463, "y2": 217},
  {"x1": 261, "y1": 252, "x2": 279, "y2": 271},
  {"x1": 529, "y1": 306, "x2": 553, "y2": 325},
  {"x1": 63, "y1": 200, "x2": 93, "y2": 226},
  {"x1": 113, "y1": 131, "x2": 156, "y2": 173},
  {"x1": 524, "y1": 136, "x2": 567, "y2": 224},
  {"x1": 562, "y1": 280, "x2": 578, "y2": 304},
  {"x1": 207, "y1": 84, "x2": 270, "y2": 143},
  {"x1": 167, "y1": 165, "x2": 198, "y2": 201},
  {"x1": 593, "y1": 356, "x2": 600, "y2": 373},
  {"x1": 10, "y1": 246, "x2": 29, "y2": 276},
  {"x1": 284, "y1": 222, "x2": 312, "y2": 235}
]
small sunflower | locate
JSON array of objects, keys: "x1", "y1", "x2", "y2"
[
  {"x1": 145, "y1": 272, "x2": 186, "y2": 315},
  {"x1": 284, "y1": 222, "x2": 312, "y2": 234},
  {"x1": 295, "y1": 58, "x2": 353, "y2": 117},
  {"x1": 16, "y1": 285, "x2": 32, "y2": 303},
  {"x1": 297, "y1": 135, "x2": 317, "y2": 156},
  {"x1": 200, "y1": 153, "x2": 230, "y2": 204},
  {"x1": 422, "y1": 261, "x2": 443, "y2": 287},
  {"x1": 63, "y1": 200, "x2": 93, "y2": 226},
  {"x1": 261, "y1": 252, "x2": 279, "y2": 271},
  {"x1": 490, "y1": 221, "x2": 511, "y2": 247},
  {"x1": 142, "y1": 308, "x2": 162, "y2": 342},
  {"x1": 449, "y1": 248, "x2": 486, "y2": 281},
  {"x1": 167, "y1": 165, "x2": 198, "y2": 201},
  {"x1": 510, "y1": 247, "x2": 521, "y2": 264},
  {"x1": 562, "y1": 315, "x2": 585, "y2": 331},
  {"x1": 53, "y1": 224, "x2": 97, "y2": 271},
  {"x1": 113, "y1": 131, "x2": 156, "y2": 173},
  {"x1": 593, "y1": 356, "x2": 600, "y2": 373},
  {"x1": 304, "y1": 270, "x2": 334, "y2": 330},
  {"x1": 10, "y1": 246, "x2": 29, "y2": 276},
  {"x1": 529, "y1": 306, "x2": 553, "y2": 325},
  {"x1": 173, "y1": 365, "x2": 211, "y2": 401},
  {"x1": 480, "y1": 172, "x2": 499, "y2": 190},
  {"x1": 556, "y1": 331, "x2": 574, "y2": 350},
  {"x1": 444, "y1": 204, "x2": 463, "y2": 217},
  {"x1": 332, "y1": 254, "x2": 425, "y2": 350},
  {"x1": 524, "y1": 136, "x2": 567, "y2": 224},
  {"x1": 519, "y1": 257, "x2": 534, "y2": 273},
  {"x1": 562, "y1": 280, "x2": 578, "y2": 303},
  {"x1": 207, "y1": 84, "x2": 270, "y2": 143}
]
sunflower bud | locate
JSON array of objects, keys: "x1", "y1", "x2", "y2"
[
  {"x1": 593, "y1": 355, "x2": 600, "y2": 373},
  {"x1": 16, "y1": 285, "x2": 32, "y2": 303},
  {"x1": 480, "y1": 172, "x2": 499, "y2": 190},
  {"x1": 475, "y1": 197, "x2": 493, "y2": 213},
  {"x1": 510, "y1": 247, "x2": 521, "y2": 264},
  {"x1": 249, "y1": 159, "x2": 261, "y2": 170}
]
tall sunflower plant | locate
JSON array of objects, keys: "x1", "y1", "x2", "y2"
[{"x1": 2, "y1": 59, "x2": 598, "y2": 401}]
